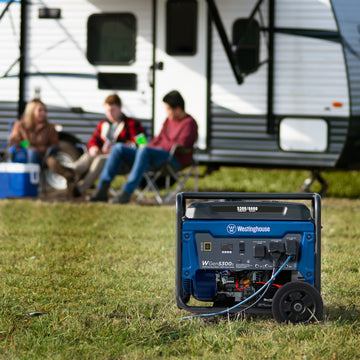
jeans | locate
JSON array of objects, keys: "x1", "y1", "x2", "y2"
[
  {"x1": 27, "y1": 146, "x2": 60, "y2": 165},
  {"x1": 98, "y1": 143, "x2": 180, "y2": 195}
]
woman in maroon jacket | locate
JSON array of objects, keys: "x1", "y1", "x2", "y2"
[
  {"x1": 89, "y1": 90, "x2": 198, "y2": 204},
  {"x1": 71, "y1": 94, "x2": 144, "y2": 197}
]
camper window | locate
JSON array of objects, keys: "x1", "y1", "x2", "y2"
[
  {"x1": 166, "y1": 0, "x2": 197, "y2": 56},
  {"x1": 279, "y1": 118, "x2": 328, "y2": 153},
  {"x1": 232, "y1": 18, "x2": 260, "y2": 74},
  {"x1": 87, "y1": 13, "x2": 136, "y2": 65}
]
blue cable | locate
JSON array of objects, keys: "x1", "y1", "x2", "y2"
[{"x1": 181, "y1": 255, "x2": 292, "y2": 320}]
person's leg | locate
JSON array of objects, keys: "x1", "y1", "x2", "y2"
[
  {"x1": 122, "y1": 146, "x2": 178, "y2": 196},
  {"x1": 43, "y1": 145, "x2": 77, "y2": 197},
  {"x1": 27, "y1": 149, "x2": 42, "y2": 164},
  {"x1": 43, "y1": 146, "x2": 74, "y2": 179},
  {"x1": 76, "y1": 154, "x2": 108, "y2": 195},
  {"x1": 89, "y1": 143, "x2": 136, "y2": 201},
  {"x1": 72, "y1": 153, "x2": 94, "y2": 178},
  {"x1": 97, "y1": 144, "x2": 136, "y2": 185},
  {"x1": 111, "y1": 147, "x2": 177, "y2": 204}
]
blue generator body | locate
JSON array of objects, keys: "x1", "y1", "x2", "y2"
[{"x1": 176, "y1": 193, "x2": 323, "y2": 323}]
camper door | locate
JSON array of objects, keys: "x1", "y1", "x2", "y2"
[{"x1": 153, "y1": 0, "x2": 207, "y2": 148}]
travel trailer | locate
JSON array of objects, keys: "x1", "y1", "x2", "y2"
[{"x1": 1, "y1": 0, "x2": 360, "y2": 191}]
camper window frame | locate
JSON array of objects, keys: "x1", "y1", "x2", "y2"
[{"x1": 87, "y1": 13, "x2": 136, "y2": 66}]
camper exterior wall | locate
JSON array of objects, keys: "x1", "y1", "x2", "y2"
[
  {"x1": 204, "y1": 0, "x2": 351, "y2": 168},
  {"x1": 211, "y1": 0, "x2": 268, "y2": 115},
  {"x1": 1, "y1": 0, "x2": 360, "y2": 171},
  {"x1": 24, "y1": 0, "x2": 153, "y2": 119},
  {"x1": 0, "y1": 1, "x2": 21, "y2": 103},
  {"x1": 0, "y1": 2, "x2": 21, "y2": 150},
  {"x1": 274, "y1": 0, "x2": 348, "y2": 116},
  {"x1": 274, "y1": 34, "x2": 348, "y2": 116},
  {"x1": 329, "y1": 0, "x2": 360, "y2": 168},
  {"x1": 331, "y1": 0, "x2": 360, "y2": 117}
]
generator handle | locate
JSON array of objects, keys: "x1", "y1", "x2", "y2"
[{"x1": 175, "y1": 192, "x2": 321, "y2": 294}]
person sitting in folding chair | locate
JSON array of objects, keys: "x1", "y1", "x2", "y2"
[
  {"x1": 89, "y1": 90, "x2": 198, "y2": 204},
  {"x1": 71, "y1": 94, "x2": 145, "y2": 197},
  {"x1": 9, "y1": 98, "x2": 76, "y2": 197}
]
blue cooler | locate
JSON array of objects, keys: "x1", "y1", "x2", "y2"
[
  {"x1": 7, "y1": 145, "x2": 28, "y2": 163},
  {"x1": 0, "y1": 163, "x2": 40, "y2": 198}
]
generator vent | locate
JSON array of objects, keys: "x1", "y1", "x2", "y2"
[{"x1": 183, "y1": 279, "x2": 193, "y2": 294}]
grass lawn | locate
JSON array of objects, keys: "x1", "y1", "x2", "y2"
[{"x1": 0, "y1": 167, "x2": 359, "y2": 359}]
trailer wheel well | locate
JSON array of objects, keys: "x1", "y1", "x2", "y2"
[{"x1": 58, "y1": 131, "x2": 86, "y2": 157}]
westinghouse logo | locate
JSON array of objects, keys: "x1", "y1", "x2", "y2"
[
  {"x1": 226, "y1": 224, "x2": 237, "y2": 234},
  {"x1": 226, "y1": 224, "x2": 271, "y2": 234}
]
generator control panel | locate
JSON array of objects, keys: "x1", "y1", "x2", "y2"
[{"x1": 196, "y1": 232, "x2": 302, "y2": 271}]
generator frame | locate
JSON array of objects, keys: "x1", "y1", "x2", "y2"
[{"x1": 175, "y1": 192, "x2": 321, "y2": 316}]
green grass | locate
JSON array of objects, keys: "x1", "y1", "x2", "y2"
[
  {"x1": 193, "y1": 167, "x2": 360, "y2": 198},
  {"x1": 0, "y1": 167, "x2": 359, "y2": 359}
]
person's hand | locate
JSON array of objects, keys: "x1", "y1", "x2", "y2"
[
  {"x1": 102, "y1": 140, "x2": 112, "y2": 153},
  {"x1": 102, "y1": 145, "x2": 112, "y2": 154},
  {"x1": 88, "y1": 146, "x2": 100, "y2": 156}
]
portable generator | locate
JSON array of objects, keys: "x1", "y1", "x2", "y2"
[{"x1": 176, "y1": 192, "x2": 323, "y2": 323}]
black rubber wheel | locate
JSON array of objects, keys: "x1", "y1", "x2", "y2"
[
  {"x1": 45, "y1": 140, "x2": 81, "y2": 190},
  {"x1": 272, "y1": 281, "x2": 323, "y2": 324}
]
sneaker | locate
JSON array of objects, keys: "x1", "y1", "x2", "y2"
[{"x1": 111, "y1": 190, "x2": 131, "y2": 204}]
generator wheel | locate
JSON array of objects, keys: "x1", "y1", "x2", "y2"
[
  {"x1": 44, "y1": 140, "x2": 81, "y2": 190},
  {"x1": 272, "y1": 281, "x2": 323, "y2": 324},
  {"x1": 180, "y1": 293, "x2": 190, "y2": 304}
]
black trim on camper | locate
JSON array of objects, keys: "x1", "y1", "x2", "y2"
[
  {"x1": 206, "y1": 0, "x2": 243, "y2": 84},
  {"x1": 267, "y1": 0, "x2": 275, "y2": 135},
  {"x1": 18, "y1": 0, "x2": 28, "y2": 118}
]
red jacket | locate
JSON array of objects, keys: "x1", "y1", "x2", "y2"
[
  {"x1": 87, "y1": 115, "x2": 145, "y2": 151},
  {"x1": 149, "y1": 115, "x2": 198, "y2": 168}
]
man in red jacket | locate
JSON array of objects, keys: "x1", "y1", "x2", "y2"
[
  {"x1": 89, "y1": 90, "x2": 198, "y2": 204},
  {"x1": 72, "y1": 94, "x2": 144, "y2": 196}
]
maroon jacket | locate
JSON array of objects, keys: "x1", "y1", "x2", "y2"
[
  {"x1": 149, "y1": 115, "x2": 198, "y2": 168},
  {"x1": 87, "y1": 115, "x2": 145, "y2": 151}
]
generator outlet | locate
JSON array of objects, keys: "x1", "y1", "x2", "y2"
[
  {"x1": 268, "y1": 240, "x2": 285, "y2": 262},
  {"x1": 285, "y1": 238, "x2": 300, "y2": 259},
  {"x1": 253, "y1": 244, "x2": 266, "y2": 259}
]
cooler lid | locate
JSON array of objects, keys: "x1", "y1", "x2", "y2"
[{"x1": 0, "y1": 163, "x2": 40, "y2": 173}]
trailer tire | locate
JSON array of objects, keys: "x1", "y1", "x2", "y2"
[
  {"x1": 44, "y1": 140, "x2": 81, "y2": 190},
  {"x1": 272, "y1": 281, "x2": 323, "y2": 324}
]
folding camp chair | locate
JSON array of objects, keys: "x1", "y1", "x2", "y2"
[{"x1": 136, "y1": 145, "x2": 199, "y2": 204}]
